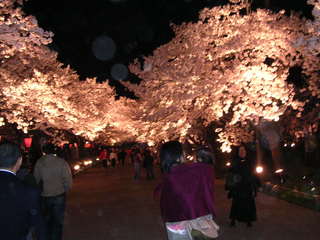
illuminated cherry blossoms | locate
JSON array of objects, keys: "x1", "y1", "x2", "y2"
[
  {"x1": 127, "y1": 1, "x2": 320, "y2": 151},
  {"x1": 0, "y1": 0, "x2": 136, "y2": 144},
  {"x1": 1, "y1": 0, "x2": 320, "y2": 151}
]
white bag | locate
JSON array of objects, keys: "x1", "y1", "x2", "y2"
[{"x1": 166, "y1": 214, "x2": 219, "y2": 240}]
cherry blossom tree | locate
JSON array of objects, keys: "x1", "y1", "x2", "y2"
[
  {"x1": 0, "y1": 0, "x2": 136, "y2": 144},
  {"x1": 1, "y1": 0, "x2": 320, "y2": 152},
  {"x1": 126, "y1": 0, "x2": 320, "y2": 152}
]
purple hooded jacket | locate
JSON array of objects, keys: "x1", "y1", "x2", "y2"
[{"x1": 156, "y1": 162, "x2": 215, "y2": 222}]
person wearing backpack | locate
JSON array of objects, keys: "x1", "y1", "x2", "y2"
[{"x1": 225, "y1": 144, "x2": 260, "y2": 228}]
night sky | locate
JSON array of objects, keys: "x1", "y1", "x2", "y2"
[{"x1": 22, "y1": 0, "x2": 313, "y2": 97}]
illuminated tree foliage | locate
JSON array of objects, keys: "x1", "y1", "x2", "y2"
[
  {"x1": 0, "y1": 0, "x2": 136, "y2": 144},
  {"x1": 127, "y1": 1, "x2": 320, "y2": 151},
  {"x1": 1, "y1": 0, "x2": 320, "y2": 150}
]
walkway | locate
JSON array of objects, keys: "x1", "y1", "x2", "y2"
[{"x1": 63, "y1": 166, "x2": 320, "y2": 240}]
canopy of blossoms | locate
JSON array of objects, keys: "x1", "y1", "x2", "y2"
[
  {"x1": 1, "y1": 0, "x2": 320, "y2": 151},
  {"x1": 0, "y1": 0, "x2": 137, "y2": 144},
  {"x1": 126, "y1": 1, "x2": 320, "y2": 151}
]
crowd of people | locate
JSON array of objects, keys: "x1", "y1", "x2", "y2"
[
  {"x1": 0, "y1": 140, "x2": 261, "y2": 240},
  {"x1": 98, "y1": 146, "x2": 155, "y2": 180}
]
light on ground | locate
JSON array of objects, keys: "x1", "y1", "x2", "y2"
[
  {"x1": 256, "y1": 166, "x2": 264, "y2": 174},
  {"x1": 84, "y1": 161, "x2": 90, "y2": 166},
  {"x1": 74, "y1": 165, "x2": 80, "y2": 170}
]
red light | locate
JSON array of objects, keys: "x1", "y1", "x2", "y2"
[
  {"x1": 23, "y1": 137, "x2": 32, "y2": 148},
  {"x1": 84, "y1": 143, "x2": 91, "y2": 148}
]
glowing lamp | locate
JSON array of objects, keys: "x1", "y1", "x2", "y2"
[
  {"x1": 74, "y1": 165, "x2": 80, "y2": 170},
  {"x1": 226, "y1": 162, "x2": 231, "y2": 167},
  {"x1": 256, "y1": 166, "x2": 264, "y2": 174},
  {"x1": 84, "y1": 160, "x2": 90, "y2": 166},
  {"x1": 23, "y1": 137, "x2": 32, "y2": 148},
  {"x1": 275, "y1": 169, "x2": 284, "y2": 174}
]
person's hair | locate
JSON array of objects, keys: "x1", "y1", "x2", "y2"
[
  {"x1": 42, "y1": 143, "x2": 56, "y2": 154},
  {"x1": 160, "y1": 141, "x2": 183, "y2": 173},
  {"x1": 196, "y1": 148, "x2": 215, "y2": 165},
  {"x1": 0, "y1": 143, "x2": 22, "y2": 168}
]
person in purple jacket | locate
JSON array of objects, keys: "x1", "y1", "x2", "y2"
[{"x1": 156, "y1": 141, "x2": 217, "y2": 239}]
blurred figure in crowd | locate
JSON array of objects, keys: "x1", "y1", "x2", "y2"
[
  {"x1": 143, "y1": 149, "x2": 155, "y2": 180},
  {"x1": 196, "y1": 147, "x2": 215, "y2": 165},
  {"x1": 125, "y1": 148, "x2": 132, "y2": 164},
  {"x1": 17, "y1": 157, "x2": 38, "y2": 189},
  {"x1": 109, "y1": 148, "x2": 118, "y2": 168},
  {"x1": 98, "y1": 148, "x2": 108, "y2": 168},
  {"x1": 132, "y1": 148, "x2": 143, "y2": 180},
  {"x1": 118, "y1": 149, "x2": 126, "y2": 167}
]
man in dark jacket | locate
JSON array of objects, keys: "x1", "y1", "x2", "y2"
[{"x1": 0, "y1": 143, "x2": 46, "y2": 240}]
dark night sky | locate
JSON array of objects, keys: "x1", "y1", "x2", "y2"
[{"x1": 22, "y1": 0, "x2": 313, "y2": 97}]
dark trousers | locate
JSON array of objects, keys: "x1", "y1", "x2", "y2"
[
  {"x1": 42, "y1": 193, "x2": 66, "y2": 240},
  {"x1": 119, "y1": 157, "x2": 125, "y2": 167},
  {"x1": 102, "y1": 159, "x2": 108, "y2": 168},
  {"x1": 134, "y1": 162, "x2": 141, "y2": 179},
  {"x1": 146, "y1": 166, "x2": 154, "y2": 179},
  {"x1": 111, "y1": 158, "x2": 116, "y2": 168}
]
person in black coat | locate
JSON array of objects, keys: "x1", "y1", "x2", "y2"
[
  {"x1": 143, "y1": 149, "x2": 155, "y2": 179},
  {"x1": 118, "y1": 149, "x2": 126, "y2": 167},
  {"x1": 226, "y1": 144, "x2": 261, "y2": 227},
  {"x1": 0, "y1": 143, "x2": 46, "y2": 240}
]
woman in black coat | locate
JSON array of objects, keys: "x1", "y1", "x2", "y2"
[{"x1": 226, "y1": 145, "x2": 260, "y2": 227}]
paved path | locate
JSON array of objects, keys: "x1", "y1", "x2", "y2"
[{"x1": 63, "y1": 166, "x2": 320, "y2": 240}]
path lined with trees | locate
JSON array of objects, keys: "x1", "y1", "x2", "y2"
[{"x1": 63, "y1": 166, "x2": 320, "y2": 240}]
